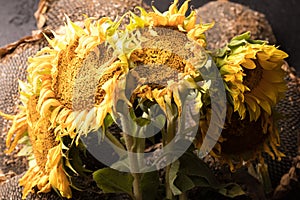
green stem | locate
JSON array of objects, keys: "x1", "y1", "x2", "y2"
[
  {"x1": 132, "y1": 173, "x2": 142, "y2": 200},
  {"x1": 124, "y1": 134, "x2": 144, "y2": 200},
  {"x1": 105, "y1": 131, "x2": 127, "y2": 158},
  {"x1": 165, "y1": 118, "x2": 176, "y2": 200},
  {"x1": 179, "y1": 193, "x2": 188, "y2": 200},
  {"x1": 165, "y1": 165, "x2": 173, "y2": 200},
  {"x1": 106, "y1": 131, "x2": 126, "y2": 150}
]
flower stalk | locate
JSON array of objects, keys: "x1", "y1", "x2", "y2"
[
  {"x1": 123, "y1": 132, "x2": 145, "y2": 200},
  {"x1": 164, "y1": 103, "x2": 178, "y2": 200}
]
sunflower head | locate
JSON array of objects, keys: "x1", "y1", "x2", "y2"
[
  {"x1": 197, "y1": 32, "x2": 288, "y2": 171},
  {"x1": 214, "y1": 32, "x2": 288, "y2": 121},
  {"x1": 0, "y1": 16, "x2": 125, "y2": 199},
  {"x1": 217, "y1": 108, "x2": 284, "y2": 171},
  {"x1": 105, "y1": 0, "x2": 214, "y2": 117},
  {"x1": 127, "y1": 0, "x2": 214, "y2": 48}
]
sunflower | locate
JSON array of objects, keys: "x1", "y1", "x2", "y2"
[
  {"x1": 109, "y1": 0, "x2": 216, "y2": 113},
  {"x1": 215, "y1": 107, "x2": 284, "y2": 171},
  {"x1": 0, "y1": 16, "x2": 126, "y2": 198},
  {"x1": 214, "y1": 32, "x2": 288, "y2": 121},
  {"x1": 197, "y1": 32, "x2": 288, "y2": 171}
]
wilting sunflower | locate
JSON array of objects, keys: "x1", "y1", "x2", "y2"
[
  {"x1": 201, "y1": 32, "x2": 288, "y2": 170},
  {"x1": 0, "y1": 16, "x2": 126, "y2": 198},
  {"x1": 109, "y1": 0, "x2": 216, "y2": 115},
  {"x1": 214, "y1": 32, "x2": 288, "y2": 121},
  {"x1": 213, "y1": 106, "x2": 284, "y2": 171},
  {"x1": 197, "y1": 102, "x2": 285, "y2": 172}
]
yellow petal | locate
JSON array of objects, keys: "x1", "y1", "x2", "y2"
[
  {"x1": 258, "y1": 59, "x2": 279, "y2": 70},
  {"x1": 242, "y1": 58, "x2": 256, "y2": 69},
  {"x1": 183, "y1": 11, "x2": 196, "y2": 31},
  {"x1": 178, "y1": 0, "x2": 190, "y2": 15},
  {"x1": 168, "y1": 0, "x2": 179, "y2": 14},
  {"x1": 148, "y1": 13, "x2": 168, "y2": 26},
  {"x1": 49, "y1": 164, "x2": 72, "y2": 198},
  {"x1": 168, "y1": 14, "x2": 185, "y2": 26}
]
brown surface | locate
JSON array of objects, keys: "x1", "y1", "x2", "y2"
[{"x1": 196, "y1": 0, "x2": 276, "y2": 50}]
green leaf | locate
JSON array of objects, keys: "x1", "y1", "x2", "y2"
[
  {"x1": 141, "y1": 171, "x2": 160, "y2": 200},
  {"x1": 93, "y1": 168, "x2": 134, "y2": 196},
  {"x1": 228, "y1": 39, "x2": 247, "y2": 48},
  {"x1": 167, "y1": 152, "x2": 220, "y2": 196},
  {"x1": 171, "y1": 152, "x2": 245, "y2": 198},
  {"x1": 188, "y1": 176, "x2": 210, "y2": 188},
  {"x1": 169, "y1": 160, "x2": 182, "y2": 195},
  {"x1": 174, "y1": 173, "x2": 195, "y2": 193},
  {"x1": 248, "y1": 38, "x2": 267, "y2": 45},
  {"x1": 178, "y1": 152, "x2": 218, "y2": 186},
  {"x1": 226, "y1": 32, "x2": 251, "y2": 48},
  {"x1": 230, "y1": 32, "x2": 251, "y2": 42},
  {"x1": 213, "y1": 46, "x2": 228, "y2": 57},
  {"x1": 102, "y1": 114, "x2": 114, "y2": 133},
  {"x1": 217, "y1": 183, "x2": 246, "y2": 198},
  {"x1": 135, "y1": 117, "x2": 151, "y2": 126}
]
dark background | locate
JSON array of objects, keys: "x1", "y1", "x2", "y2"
[{"x1": 0, "y1": 0, "x2": 299, "y2": 73}]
